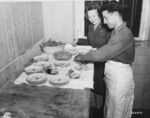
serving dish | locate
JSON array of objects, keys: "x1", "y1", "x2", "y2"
[
  {"x1": 53, "y1": 50, "x2": 72, "y2": 61},
  {"x1": 0, "y1": 107, "x2": 25, "y2": 118}
]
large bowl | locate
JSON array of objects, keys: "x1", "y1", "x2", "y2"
[
  {"x1": 53, "y1": 50, "x2": 72, "y2": 61},
  {"x1": 43, "y1": 46, "x2": 64, "y2": 55},
  {"x1": 0, "y1": 107, "x2": 25, "y2": 118}
]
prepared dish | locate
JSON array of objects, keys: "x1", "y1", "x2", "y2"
[
  {"x1": 74, "y1": 64, "x2": 90, "y2": 71},
  {"x1": 33, "y1": 53, "x2": 48, "y2": 61},
  {"x1": 49, "y1": 76, "x2": 69, "y2": 86},
  {"x1": 26, "y1": 73, "x2": 47, "y2": 86},
  {"x1": 32, "y1": 61, "x2": 52, "y2": 69},
  {"x1": 67, "y1": 69, "x2": 81, "y2": 79},
  {"x1": 0, "y1": 107, "x2": 25, "y2": 118},
  {"x1": 53, "y1": 50, "x2": 72, "y2": 61},
  {"x1": 54, "y1": 62, "x2": 70, "y2": 67},
  {"x1": 45, "y1": 67, "x2": 59, "y2": 75},
  {"x1": 24, "y1": 65, "x2": 43, "y2": 75}
]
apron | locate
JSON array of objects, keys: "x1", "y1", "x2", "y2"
[{"x1": 104, "y1": 60, "x2": 135, "y2": 118}]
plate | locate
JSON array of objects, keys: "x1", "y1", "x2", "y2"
[
  {"x1": 0, "y1": 107, "x2": 25, "y2": 118},
  {"x1": 53, "y1": 51, "x2": 72, "y2": 61},
  {"x1": 26, "y1": 73, "x2": 47, "y2": 86}
]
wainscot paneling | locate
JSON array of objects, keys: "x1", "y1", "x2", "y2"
[
  {"x1": 0, "y1": 2, "x2": 44, "y2": 87},
  {"x1": 0, "y1": 3, "x2": 10, "y2": 69}
]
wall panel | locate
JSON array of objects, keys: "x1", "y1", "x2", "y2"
[{"x1": 0, "y1": 3, "x2": 9, "y2": 69}]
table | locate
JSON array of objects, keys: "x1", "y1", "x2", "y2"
[
  {"x1": 0, "y1": 82, "x2": 90, "y2": 118},
  {"x1": 15, "y1": 46, "x2": 94, "y2": 90},
  {"x1": 0, "y1": 45, "x2": 94, "y2": 118}
]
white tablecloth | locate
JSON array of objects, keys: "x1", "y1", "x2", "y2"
[{"x1": 14, "y1": 46, "x2": 94, "y2": 90}]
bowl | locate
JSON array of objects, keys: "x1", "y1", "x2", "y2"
[
  {"x1": 0, "y1": 107, "x2": 25, "y2": 118},
  {"x1": 53, "y1": 50, "x2": 72, "y2": 61},
  {"x1": 43, "y1": 46, "x2": 64, "y2": 55}
]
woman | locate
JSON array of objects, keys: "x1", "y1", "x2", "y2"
[
  {"x1": 72, "y1": 2, "x2": 111, "y2": 116},
  {"x1": 74, "y1": 1, "x2": 135, "y2": 118}
]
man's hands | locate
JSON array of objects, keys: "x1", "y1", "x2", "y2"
[{"x1": 74, "y1": 53, "x2": 84, "y2": 62}]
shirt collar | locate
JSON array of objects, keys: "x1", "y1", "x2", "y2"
[{"x1": 114, "y1": 22, "x2": 126, "y2": 34}]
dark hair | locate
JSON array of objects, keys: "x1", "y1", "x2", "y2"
[
  {"x1": 85, "y1": 3, "x2": 103, "y2": 22},
  {"x1": 101, "y1": 1, "x2": 122, "y2": 16}
]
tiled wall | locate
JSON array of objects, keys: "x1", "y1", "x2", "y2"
[
  {"x1": 132, "y1": 43, "x2": 150, "y2": 109},
  {"x1": 0, "y1": 2, "x2": 44, "y2": 88}
]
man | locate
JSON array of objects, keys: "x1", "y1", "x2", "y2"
[{"x1": 74, "y1": 1, "x2": 135, "y2": 118}]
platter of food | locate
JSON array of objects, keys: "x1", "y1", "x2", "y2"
[
  {"x1": 26, "y1": 73, "x2": 47, "y2": 86},
  {"x1": 53, "y1": 50, "x2": 72, "y2": 61}
]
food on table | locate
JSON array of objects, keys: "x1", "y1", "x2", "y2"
[
  {"x1": 53, "y1": 50, "x2": 72, "y2": 61},
  {"x1": 24, "y1": 65, "x2": 43, "y2": 75},
  {"x1": 26, "y1": 73, "x2": 47, "y2": 86},
  {"x1": 46, "y1": 67, "x2": 59, "y2": 75},
  {"x1": 40, "y1": 38, "x2": 66, "y2": 47},
  {"x1": 0, "y1": 107, "x2": 25, "y2": 118},
  {"x1": 54, "y1": 62, "x2": 70, "y2": 67},
  {"x1": 49, "y1": 76, "x2": 69, "y2": 86},
  {"x1": 32, "y1": 61, "x2": 52, "y2": 69},
  {"x1": 74, "y1": 64, "x2": 90, "y2": 71},
  {"x1": 67, "y1": 69, "x2": 81, "y2": 79},
  {"x1": 33, "y1": 53, "x2": 49, "y2": 61}
]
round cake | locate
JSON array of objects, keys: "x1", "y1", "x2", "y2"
[
  {"x1": 0, "y1": 107, "x2": 25, "y2": 118},
  {"x1": 33, "y1": 61, "x2": 52, "y2": 69},
  {"x1": 24, "y1": 65, "x2": 43, "y2": 75},
  {"x1": 53, "y1": 50, "x2": 72, "y2": 61},
  {"x1": 26, "y1": 73, "x2": 47, "y2": 86},
  {"x1": 49, "y1": 76, "x2": 69, "y2": 86},
  {"x1": 33, "y1": 53, "x2": 49, "y2": 61},
  {"x1": 54, "y1": 62, "x2": 70, "y2": 67}
]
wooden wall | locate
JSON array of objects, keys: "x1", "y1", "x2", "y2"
[
  {"x1": 0, "y1": 2, "x2": 44, "y2": 70},
  {"x1": 0, "y1": 2, "x2": 44, "y2": 87}
]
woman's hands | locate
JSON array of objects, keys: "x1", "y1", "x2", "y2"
[{"x1": 71, "y1": 38, "x2": 79, "y2": 46}]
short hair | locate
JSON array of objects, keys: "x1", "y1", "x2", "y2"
[
  {"x1": 85, "y1": 3, "x2": 103, "y2": 22},
  {"x1": 101, "y1": 1, "x2": 122, "y2": 16}
]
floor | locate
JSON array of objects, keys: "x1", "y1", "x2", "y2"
[
  {"x1": 89, "y1": 108, "x2": 150, "y2": 118},
  {"x1": 89, "y1": 90, "x2": 150, "y2": 118}
]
